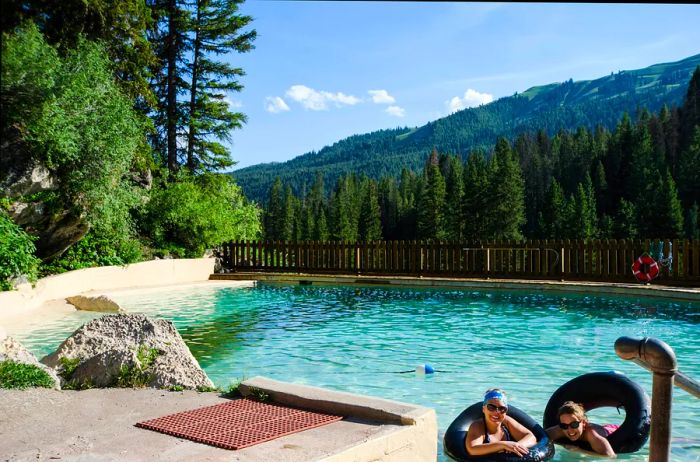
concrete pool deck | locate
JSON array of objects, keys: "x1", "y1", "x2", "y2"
[{"x1": 0, "y1": 377, "x2": 437, "y2": 462}]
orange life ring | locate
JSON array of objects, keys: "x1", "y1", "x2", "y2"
[{"x1": 632, "y1": 255, "x2": 659, "y2": 282}]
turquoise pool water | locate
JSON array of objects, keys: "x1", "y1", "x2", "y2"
[{"x1": 9, "y1": 283, "x2": 700, "y2": 461}]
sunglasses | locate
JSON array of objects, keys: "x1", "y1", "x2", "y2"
[
  {"x1": 559, "y1": 421, "x2": 582, "y2": 430},
  {"x1": 485, "y1": 403, "x2": 508, "y2": 414}
]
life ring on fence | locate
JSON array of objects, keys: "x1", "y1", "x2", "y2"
[
  {"x1": 444, "y1": 403, "x2": 554, "y2": 462},
  {"x1": 631, "y1": 254, "x2": 659, "y2": 282},
  {"x1": 543, "y1": 371, "x2": 651, "y2": 454}
]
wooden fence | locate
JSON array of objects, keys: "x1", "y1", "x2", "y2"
[{"x1": 221, "y1": 239, "x2": 700, "y2": 285}]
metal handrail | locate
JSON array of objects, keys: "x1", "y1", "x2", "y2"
[
  {"x1": 629, "y1": 358, "x2": 700, "y2": 399},
  {"x1": 615, "y1": 336, "x2": 699, "y2": 462}
]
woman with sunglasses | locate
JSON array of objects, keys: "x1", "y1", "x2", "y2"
[
  {"x1": 465, "y1": 388, "x2": 536, "y2": 457},
  {"x1": 545, "y1": 401, "x2": 616, "y2": 458}
]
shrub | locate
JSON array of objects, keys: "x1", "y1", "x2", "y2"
[
  {"x1": 40, "y1": 230, "x2": 143, "y2": 276},
  {"x1": 140, "y1": 173, "x2": 261, "y2": 257},
  {"x1": 0, "y1": 212, "x2": 40, "y2": 291},
  {"x1": 0, "y1": 361, "x2": 54, "y2": 389},
  {"x1": 115, "y1": 345, "x2": 159, "y2": 388}
]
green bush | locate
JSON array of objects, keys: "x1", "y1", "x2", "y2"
[
  {"x1": 0, "y1": 212, "x2": 40, "y2": 291},
  {"x1": 40, "y1": 231, "x2": 143, "y2": 276},
  {"x1": 115, "y1": 345, "x2": 159, "y2": 388},
  {"x1": 140, "y1": 173, "x2": 261, "y2": 257},
  {"x1": 0, "y1": 361, "x2": 54, "y2": 389}
]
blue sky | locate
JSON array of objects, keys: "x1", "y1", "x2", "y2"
[{"x1": 226, "y1": 2, "x2": 700, "y2": 170}]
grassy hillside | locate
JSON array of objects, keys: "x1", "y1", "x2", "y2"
[{"x1": 233, "y1": 54, "x2": 700, "y2": 204}]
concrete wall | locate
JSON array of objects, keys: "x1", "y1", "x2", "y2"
[{"x1": 0, "y1": 258, "x2": 215, "y2": 321}]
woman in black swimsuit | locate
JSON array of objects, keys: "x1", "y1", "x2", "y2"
[{"x1": 465, "y1": 388, "x2": 537, "y2": 458}]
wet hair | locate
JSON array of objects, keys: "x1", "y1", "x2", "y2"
[{"x1": 557, "y1": 401, "x2": 588, "y2": 422}]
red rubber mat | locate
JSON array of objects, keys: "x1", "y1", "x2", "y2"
[{"x1": 135, "y1": 398, "x2": 343, "y2": 450}]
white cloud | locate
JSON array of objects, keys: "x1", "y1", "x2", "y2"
[
  {"x1": 385, "y1": 105, "x2": 405, "y2": 117},
  {"x1": 285, "y1": 85, "x2": 361, "y2": 111},
  {"x1": 447, "y1": 88, "x2": 494, "y2": 113},
  {"x1": 368, "y1": 89, "x2": 395, "y2": 104},
  {"x1": 265, "y1": 96, "x2": 290, "y2": 113},
  {"x1": 224, "y1": 96, "x2": 243, "y2": 109}
]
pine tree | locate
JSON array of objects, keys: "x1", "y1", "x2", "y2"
[
  {"x1": 604, "y1": 113, "x2": 635, "y2": 204},
  {"x1": 359, "y1": 180, "x2": 382, "y2": 241},
  {"x1": 539, "y1": 179, "x2": 567, "y2": 238},
  {"x1": 572, "y1": 174, "x2": 598, "y2": 239},
  {"x1": 650, "y1": 170, "x2": 684, "y2": 238},
  {"x1": 677, "y1": 126, "x2": 700, "y2": 208},
  {"x1": 416, "y1": 149, "x2": 447, "y2": 239},
  {"x1": 485, "y1": 138, "x2": 525, "y2": 239},
  {"x1": 463, "y1": 150, "x2": 490, "y2": 239},
  {"x1": 264, "y1": 177, "x2": 284, "y2": 240},
  {"x1": 316, "y1": 206, "x2": 329, "y2": 241},
  {"x1": 443, "y1": 155, "x2": 464, "y2": 239},
  {"x1": 680, "y1": 66, "x2": 700, "y2": 152},
  {"x1": 330, "y1": 175, "x2": 359, "y2": 241},
  {"x1": 612, "y1": 198, "x2": 638, "y2": 239},
  {"x1": 398, "y1": 169, "x2": 417, "y2": 239},
  {"x1": 185, "y1": 0, "x2": 255, "y2": 172},
  {"x1": 378, "y1": 177, "x2": 400, "y2": 240},
  {"x1": 281, "y1": 185, "x2": 298, "y2": 241},
  {"x1": 149, "y1": 0, "x2": 190, "y2": 173}
]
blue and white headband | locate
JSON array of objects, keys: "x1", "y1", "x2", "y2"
[{"x1": 483, "y1": 390, "x2": 507, "y2": 405}]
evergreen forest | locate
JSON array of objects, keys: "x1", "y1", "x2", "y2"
[
  {"x1": 262, "y1": 68, "x2": 700, "y2": 243},
  {"x1": 1, "y1": 1, "x2": 261, "y2": 290},
  {"x1": 236, "y1": 54, "x2": 700, "y2": 204}
]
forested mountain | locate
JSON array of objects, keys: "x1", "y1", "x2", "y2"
[
  {"x1": 261, "y1": 66, "x2": 700, "y2": 243},
  {"x1": 234, "y1": 54, "x2": 700, "y2": 204}
]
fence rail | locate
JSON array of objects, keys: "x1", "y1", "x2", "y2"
[{"x1": 221, "y1": 239, "x2": 700, "y2": 285}]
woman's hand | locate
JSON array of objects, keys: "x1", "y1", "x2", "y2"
[{"x1": 499, "y1": 440, "x2": 530, "y2": 457}]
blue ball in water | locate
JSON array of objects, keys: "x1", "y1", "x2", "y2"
[{"x1": 416, "y1": 363, "x2": 435, "y2": 374}]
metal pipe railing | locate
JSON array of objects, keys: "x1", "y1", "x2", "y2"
[
  {"x1": 614, "y1": 336, "x2": 700, "y2": 462},
  {"x1": 629, "y1": 358, "x2": 700, "y2": 399}
]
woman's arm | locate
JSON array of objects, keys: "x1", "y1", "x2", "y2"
[
  {"x1": 546, "y1": 425, "x2": 564, "y2": 441},
  {"x1": 506, "y1": 416, "x2": 537, "y2": 447},
  {"x1": 586, "y1": 428, "x2": 616, "y2": 458},
  {"x1": 465, "y1": 421, "x2": 508, "y2": 456}
]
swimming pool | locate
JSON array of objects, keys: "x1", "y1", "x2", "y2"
[{"x1": 10, "y1": 283, "x2": 700, "y2": 461}]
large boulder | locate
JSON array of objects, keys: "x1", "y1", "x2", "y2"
[
  {"x1": 41, "y1": 314, "x2": 214, "y2": 390},
  {"x1": 0, "y1": 336, "x2": 61, "y2": 389}
]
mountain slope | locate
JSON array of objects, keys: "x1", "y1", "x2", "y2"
[{"x1": 233, "y1": 54, "x2": 700, "y2": 204}]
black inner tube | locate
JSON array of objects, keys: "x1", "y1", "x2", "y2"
[
  {"x1": 542, "y1": 371, "x2": 651, "y2": 454},
  {"x1": 444, "y1": 403, "x2": 554, "y2": 462}
]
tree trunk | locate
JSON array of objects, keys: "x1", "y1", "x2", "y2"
[
  {"x1": 166, "y1": 0, "x2": 179, "y2": 174},
  {"x1": 187, "y1": 0, "x2": 201, "y2": 173}
]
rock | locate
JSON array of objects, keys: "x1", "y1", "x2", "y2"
[
  {"x1": 70, "y1": 349, "x2": 139, "y2": 387},
  {"x1": 8, "y1": 205, "x2": 90, "y2": 261},
  {"x1": 41, "y1": 314, "x2": 214, "y2": 390},
  {"x1": 9, "y1": 275, "x2": 32, "y2": 291},
  {"x1": 0, "y1": 337, "x2": 61, "y2": 389},
  {"x1": 66, "y1": 295, "x2": 124, "y2": 313}
]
